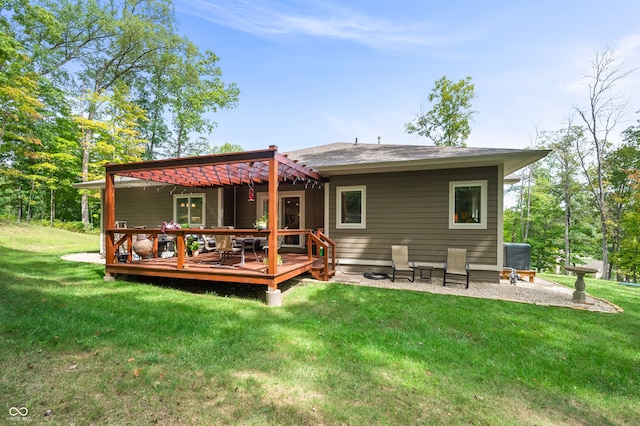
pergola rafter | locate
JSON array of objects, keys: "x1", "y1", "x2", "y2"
[{"x1": 105, "y1": 146, "x2": 323, "y2": 189}]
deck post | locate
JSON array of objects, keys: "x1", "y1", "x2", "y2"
[
  {"x1": 176, "y1": 232, "x2": 185, "y2": 269},
  {"x1": 267, "y1": 153, "x2": 279, "y2": 275},
  {"x1": 104, "y1": 171, "x2": 115, "y2": 266}
]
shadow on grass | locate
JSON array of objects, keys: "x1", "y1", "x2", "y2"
[
  {"x1": 2, "y1": 243, "x2": 639, "y2": 424},
  {"x1": 123, "y1": 274, "x2": 301, "y2": 302}
]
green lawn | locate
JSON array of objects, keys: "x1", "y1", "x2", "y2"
[{"x1": 1, "y1": 220, "x2": 639, "y2": 425}]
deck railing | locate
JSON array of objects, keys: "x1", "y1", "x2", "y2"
[
  {"x1": 307, "y1": 229, "x2": 336, "y2": 280},
  {"x1": 105, "y1": 227, "x2": 335, "y2": 276}
]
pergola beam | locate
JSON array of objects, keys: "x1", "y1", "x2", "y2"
[{"x1": 105, "y1": 146, "x2": 322, "y2": 189}]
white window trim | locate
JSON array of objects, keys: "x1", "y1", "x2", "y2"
[
  {"x1": 336, "y1": 185, "x2": 366, "y2": 229},
  {"x1": 449, "y1": 180, "x2": 487, "y2": 230},
  {"x1": 173, "y1": 193, "x2": 206, "y2": 227},
  {"x1": 256, "y1": 191, "x2": 306, "y2": 248}
]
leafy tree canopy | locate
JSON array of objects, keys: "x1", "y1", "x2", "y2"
[{"x1": 405, "y1": 75, "x2": 476, "y2": 147}]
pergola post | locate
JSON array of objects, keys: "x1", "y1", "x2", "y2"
[
  {"x1": 104, "y1": 171, "x2": 116, "y2": 280},
  {"x1": 267, "y1": 156, "x2": 279, "y2": 280}
]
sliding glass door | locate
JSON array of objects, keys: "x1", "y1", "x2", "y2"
[{"x1": 257, "y1": 191, "x2": 305, "y2": 247}]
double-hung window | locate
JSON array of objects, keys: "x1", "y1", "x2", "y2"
[
  {"x1": 336, "y1": 185, "x2": 366, "y2": 229},
  {"x1": 174, "y1": 193, "x2": 205, "y2": 228},
  {"x1": 449, "y1": 181, "x2": 487, "y2": 229}
]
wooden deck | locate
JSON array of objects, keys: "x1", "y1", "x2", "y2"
[
  {"x1": 105, "y1": 228, "x2": 336, "y2": 290},
  {"x1": 107, "y1": 251, "x2": 320, "y2": 287},
  {"x1": 102, "y1": 149, "x2": 334, "y2": 293}
]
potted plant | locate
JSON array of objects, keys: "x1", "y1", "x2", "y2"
[
  {"x1": 186, "y1": 235, "x2": 200, "y2": 256},
  {"x1": 253, "y1": 214, "x2": 268, "y2": 230}
]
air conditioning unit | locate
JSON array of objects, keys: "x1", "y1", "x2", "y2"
[{"x1": 503, "y1": 243, "x2": 531, "y2": 270}]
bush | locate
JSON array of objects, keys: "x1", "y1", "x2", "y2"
[{"x1": 31, "y1": 219, "x2": 97, "y2": 234}]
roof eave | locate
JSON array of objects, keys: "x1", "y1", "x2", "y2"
[
  {"x1": 73, "y1": 177, "x2": 167, "y2": 190},
  {"x1": 313, "y1": 150, "x2": 551, "y2": 177}
]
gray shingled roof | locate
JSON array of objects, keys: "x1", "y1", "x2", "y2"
[
  {"x1": 76, "y1": 142, "x2": 550, "y2": 190},
  {"x1": 285, "y1": 142, "x2": 550, "y2": 177}
]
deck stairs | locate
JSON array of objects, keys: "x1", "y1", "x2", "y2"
[{"x1": 308, "y1": 230, "x2": 336, "y2": 281}]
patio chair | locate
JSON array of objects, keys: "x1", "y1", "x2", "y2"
[
  {"x1": 197, "y1": 226, "x2": 217, "y2": 253},
  {"x1": 213, "y1": 232, "x2": 241, "y2": 264},
  {"x1": 443, "y1": 248, "x2": 470, "y2": 288},
  {"x1": 391, "y1": 245, "x2": 416, "y2": 282}
]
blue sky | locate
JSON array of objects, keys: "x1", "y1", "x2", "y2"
[{"x1": 173, "y1": 0, "x2": 640, "y2": 152}]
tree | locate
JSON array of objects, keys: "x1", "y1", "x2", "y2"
[
  {"x1": 1, "y1": 0, "x2": 239, "y2": 225},
  {"x1": 574, "y1": 48, "x2": 632, "y2": 280},
  {"x1": 163, "y1": 43, "x2": 239, "y2": 158},
  {"x1": 209, "y1": 142, "x2": 243, "y2": 154},
  {"x1": 71, "y1": 0, "x2": 182, "y2": 224},
  {"x1": 543, "y1": 124, "x2": 585, "y2": 269},
  {"x1": 0, "y1": 26, "x2": 43, "y2": 164},
  {"x1": 505, "y1": 129, "x2": 544, "y2": 243},
  {"x1": 134, "y1": 52, "x2": 172, "y2": 160},
  {"x1": 0, "y1": 4, "x2": 81, "y2": 222},
  {"x1": 607, "y1": 125, "x2": 640, "y2": 281},
  {"x1": 520, "y1": 167, "x2": 564, "y2": 271},
  {"x1": 611, "y1": 168, "x2": 640, "y2": 282},
  {"x1": 133, "y1": 41, "x2": 239, "y2": 160},
  {"x1": 405, "y1": 75, "x2": 476, "y2": 147},
  {"x1": 505, "y1": 125, "x2": 600, "y2": 272}
]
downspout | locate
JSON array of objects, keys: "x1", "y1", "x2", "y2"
[
  {"x1": 323, "y1": 182, "x2": 330, "y2": 237},
  {"x1": 497, "y1": 164, "x2": 505, "y2": 273}
]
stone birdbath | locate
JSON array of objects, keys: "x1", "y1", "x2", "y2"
[{"x1": 564, "y1": 266, "x2": 598, "y2": 303}]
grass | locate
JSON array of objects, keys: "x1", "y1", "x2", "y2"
[{"x1": 1, "y1": 220, "x2": 639, "y2": 425}]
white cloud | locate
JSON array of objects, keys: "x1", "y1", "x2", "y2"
[
  {"x1": 175, "y1": 0, "x2": 480, "y2": 52},
  {"x1": 616, "y1": 34, "x2": 640, "y2": 58}
]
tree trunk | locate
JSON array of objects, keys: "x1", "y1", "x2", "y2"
[
  {"x1": 601, "y1": 215, "x2": 609, "y2": 280},
  {"x1": 176, "y1": 123, "x2": 185, "y2": 158},
  {"x1": 18, "y1": 185, "x2": 23, "y2": 221},
  {"x1": 522, "y1": 166, "x2": 533, "y2": 241},
  {"x1": 50, "y1": 188, "x2": 55, "y2": 224},
  {"x1": 27, "y1": 179, "x2": 35, "y2": 223},
  {"x1": 80, "y1": 112, "x2": 93, "y2": 225},
  {"x1": 564, "y1": 200, "x2": 570, "y2": 270}
]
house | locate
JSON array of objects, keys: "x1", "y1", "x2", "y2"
[
  {"x1": 286, "y1": 142, "x2": 549, "y2": 282},
  {"x1": 75, "y1": 142, "x2": 549, "y2": 299}
]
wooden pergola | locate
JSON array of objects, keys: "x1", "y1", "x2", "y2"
[{"x1": 103, "y1": 146, "x2": 334, "y2": 292}]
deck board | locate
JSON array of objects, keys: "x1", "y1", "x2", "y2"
[{"x1": 106, "y1": 252, "x2": 315, "y2": 288}]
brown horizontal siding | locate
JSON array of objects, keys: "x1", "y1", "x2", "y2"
[
  {"x1": 234, "y1": 183, "x2": 325, "y2": 230},
  {"x1": 114, "y1": 186, "x2": 219, "y2": 228},
  {"x1": 329, "y1": 167, "x2": 498, "y2": 266}
]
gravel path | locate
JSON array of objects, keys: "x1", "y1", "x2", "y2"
[
  {"x1": 325, "y1": 270, "x2": 622, "y2": 314},
  {"x1": 61, "y1": 252, "x2": 106, "y2": 264}
]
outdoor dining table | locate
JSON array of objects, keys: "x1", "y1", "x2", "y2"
[{"x1": 235, "y1": 237, "x2": 267, "y2": 265}]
